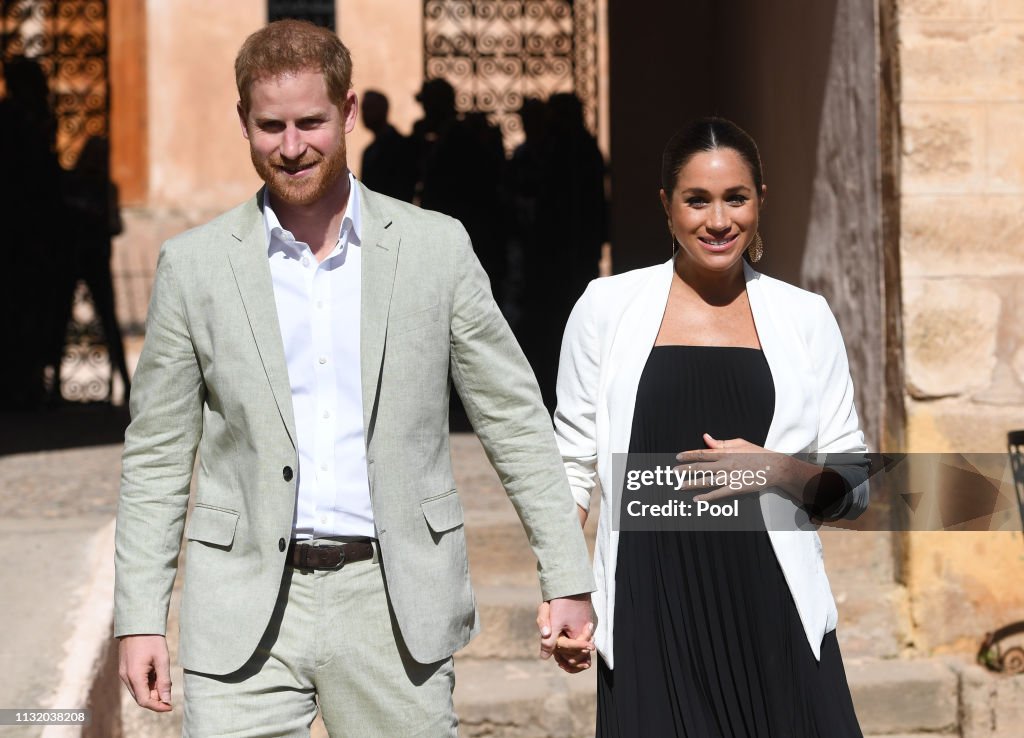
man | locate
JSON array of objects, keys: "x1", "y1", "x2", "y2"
[
  {"x1": 359, "y1": 89, "x2": 416, "y2": 203},
  {"x1": 115, "y1": 20, "x2": 594, "y2": 737}
]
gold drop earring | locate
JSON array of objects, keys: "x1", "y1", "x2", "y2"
[{"x1": 747, "y1": 232, "x2": 764, "y2": 263}]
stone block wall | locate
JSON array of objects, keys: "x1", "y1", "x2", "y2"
[{"x1": 897, "y1": 0, "x2": 1024, "y2": 653}]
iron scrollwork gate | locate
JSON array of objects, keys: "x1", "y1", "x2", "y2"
[
  {"x1": 423, "y1": 0, "x2": 599, "y2": 148},
  {"x1": 2, "y1": 0, "x2": 112, "y2": 403},
  {"x1": 1, "y1": 0, "x2": 108, "y2": 168}
]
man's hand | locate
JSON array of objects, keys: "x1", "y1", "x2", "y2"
[
  {"x1": 537, "y1": 594, "x2": 595, "y2": 672},
  {"x1": 118, "y1": 634, "x2": 173, "y2": 712}
]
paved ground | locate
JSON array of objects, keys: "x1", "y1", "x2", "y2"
[{"x1": 0, "y1": 437, "x2": 123, "y2": 738}]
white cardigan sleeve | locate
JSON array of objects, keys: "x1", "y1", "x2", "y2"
[
  {"x1": 554, "y1": 283, "x2": 601, "y2": 512},
  {"x1": 810, "y1": 294, "x2": 870, "y2": 519}
]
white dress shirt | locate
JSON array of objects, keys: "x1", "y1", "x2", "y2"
[{"x1": 264, "y1": 174, "x2": 374, "y2": 539}]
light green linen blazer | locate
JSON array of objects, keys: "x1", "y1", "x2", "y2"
[{"x1": 114, "y1": 183, "x2": 595, "y2": 675}]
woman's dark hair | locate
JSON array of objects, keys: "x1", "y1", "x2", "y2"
[{"x1": 661, "y1": 117, "x2": 764, "y2": 196}]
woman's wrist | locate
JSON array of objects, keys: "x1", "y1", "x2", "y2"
[
  {"x1": 576, "y1": 504, "x2": 589, "y2": 528},
  {"x1": 775, "y1": 454, "x2": 849, "y2": 513}
]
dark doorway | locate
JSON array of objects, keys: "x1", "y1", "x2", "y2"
[{"x1": 267, "y1": 0, "x2": 335, "y2": 29}]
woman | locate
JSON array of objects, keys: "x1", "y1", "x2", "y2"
[{"x1": 547, "y1": 118, "x2": 868, "y2": 736}]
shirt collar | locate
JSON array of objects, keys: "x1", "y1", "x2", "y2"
[{"x1": 263, "y1": 172, "x2": 362, "y2": 254}]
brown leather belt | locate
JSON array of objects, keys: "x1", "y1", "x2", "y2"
[{"x1": 287, "y1": 539, "x2": 375, "y2": 570}]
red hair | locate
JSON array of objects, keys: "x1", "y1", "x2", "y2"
[{"x1": 235, "y1": 19, "x2": 352, "y2": 114}]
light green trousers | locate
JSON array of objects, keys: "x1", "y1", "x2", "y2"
[{"x1": 183, "y1": 541, "x2": 458, "y2": 737}]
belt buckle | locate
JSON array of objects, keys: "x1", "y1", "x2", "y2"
[
  {"x1": 331, "y1": 545, "x2": 346, "y2": 570},
  {"x1": 307, "y1": 542, "x2": 345, "y2": 570}
]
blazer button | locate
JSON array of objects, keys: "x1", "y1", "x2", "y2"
[
  {"x1": 282, "y1": 466, "x2": 293, "y2": 482},
  {"x1": 278, "y1": 538, "x2": 286, "y2": 552}
]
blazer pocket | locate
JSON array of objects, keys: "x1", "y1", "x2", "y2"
[
  {"x1": 389, "y1": 303, "x2": 440, "y2": 338},
  {"x1": 421, "y1": 490, "x2": 464, "y2": 533},
  {"x1": 186, "y1": 504, "x2": 239, "y2": 548}
]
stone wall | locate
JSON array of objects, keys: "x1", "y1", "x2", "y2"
[{"x1": 897, "y1": 0, "x2": 1024, "y2": 652}]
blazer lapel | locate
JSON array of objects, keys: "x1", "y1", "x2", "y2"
[
  {"x1": 358, "y1": 184, "x2": 400, "y2": 440},
  {"x1": 226, "y1": 190, "x2": 297, "y2": 448},
  {"x1": 744, "y1": 261, "x2": 813, "y2": 455},
  {"x1": 745, "y1": 263, "x2": 819, "y2": 533},
  {"x1": 605, "y1": 260, "x2": 674, "y2": 456}
]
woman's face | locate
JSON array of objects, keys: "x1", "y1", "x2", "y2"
[{"x1": 660, "y1": 147, "x2": 765, "y2": 276}]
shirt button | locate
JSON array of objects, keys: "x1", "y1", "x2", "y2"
[
  {"x1": 278, "y1": 538, "x2": 286, "y2": 552},
  {"x1": 301, "y1": 256, "x2": 310, "y2": 267},
  {"x1": 320, "y1": 516, "x2": 327, "y2": 524},
  {"x1": 322, "y1": 410, "x2": 330, "y2": 419},
  {"x1": 282, "y1": 466, "x2": 293, "y2": 482},
  {"x1": 316, "y1": 301, "x2": 324, "y2": 309},
  {"x1": 320, "y1": 464, "x2": 327, "y2": 471},
  {"x1": 318, "y1": 356, "x2": 327, "y2": 365}
]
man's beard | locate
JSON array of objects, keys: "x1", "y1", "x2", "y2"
[{"x1": 251, "y1": 143, "x2": 347, "y2": 207}]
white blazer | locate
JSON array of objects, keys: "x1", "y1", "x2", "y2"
[{"x1": 554, "y1": 259, "x2": 869, "y2": 668}]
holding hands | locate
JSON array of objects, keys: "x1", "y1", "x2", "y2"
[{"x1": 536, "y1": 595, "x2": 596, "y2": 674}]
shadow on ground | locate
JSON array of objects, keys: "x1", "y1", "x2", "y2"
[{"x1": 0, "y1": 402, "x2": 130, "y2": 456}]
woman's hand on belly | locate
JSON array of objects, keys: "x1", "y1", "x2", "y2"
[{"x1": 674, "y1": 432, "x2": 831, "y2": 506}]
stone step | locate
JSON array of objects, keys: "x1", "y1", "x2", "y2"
[
  {"x1": 847, "y1": 658, "x2": 960, "y2": 736},
  {"x1": 818, "y1": 528, "x2": 897, "y2": 579},
  {"x1": 464, "y1": 524, "x2": 905, "y2": 660},
  {"x1": 833, "y1": 580, "x2": 907, "y2": 659},
  {"x1": 452, "y1": 657, "x2": 968, "y2": 738},
  {"x1": 466, "y1": 518, "x2": 597, "y2": 588},
  {"x1": 820, "y1": 529, "x2": 908, "y2": 659},
  {"x1": 117, "y1": 549, "x2": 968, "y2": 737},
  {"x1": 466, "y1": 519, "x2": 546, "y2": 588},
  {"x1": 453, "y1": 658, "x2": 596, "y2": 738},
  {"x1": 461, "y1": 585, "x2": 543, "y2": 660}
]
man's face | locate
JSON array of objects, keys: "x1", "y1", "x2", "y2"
[{"x1": 238, "y1": 69, "x2": 357, "y2": 207}]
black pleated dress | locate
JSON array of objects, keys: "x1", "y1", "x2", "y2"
[{"x1": 597, "y1": 346, "x2": 862, "y2": 738}]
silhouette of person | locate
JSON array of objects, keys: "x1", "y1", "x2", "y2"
[
  {"x1": 412, "y1": 78, "x2": 507, "y2": 305},
  {"x1": 359, "y1": 90, "x2": 415, "y2": 202},
  {"x1": 410, "y1": 78, "x2": 457, "y2": 201},
  {"x1": 528, "y1": 92, "x2": 608, "y2": 410},
  {"x1": 505, "y1": 97, "x2": 547, "y2": 340},
  {"x1": 539, "y1": 92, "x2": 607, "y2": 300},
  {"x1": 0, "y1": 56, "x2": 64, "y2": 410},
  {"x1": 58, "y1": 136, "x2": 132, "y2": 403}
]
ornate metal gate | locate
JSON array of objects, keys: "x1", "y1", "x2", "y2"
[
  {"x1": 2, "y1": 0, "x2": 112, "y2": 403},
  {"x1": 423, "y1": 0, "x2": 599, "y2": 147},
  {"x1": 1, "y1": 0, "x2": 108, "y2": 168}
]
